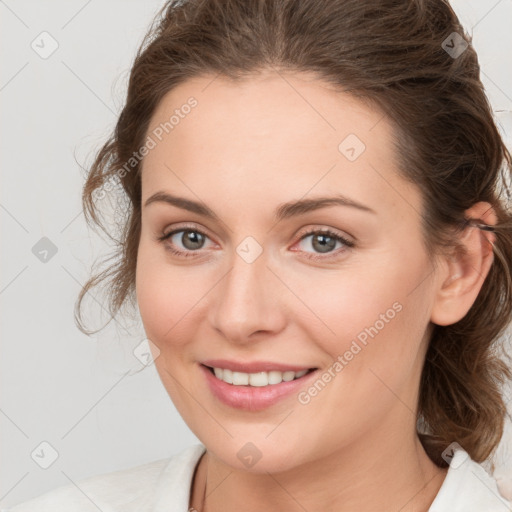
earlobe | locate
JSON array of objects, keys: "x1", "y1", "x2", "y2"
[{"x1": 430, "y1": 202, "x2": 497, "y2": 326}]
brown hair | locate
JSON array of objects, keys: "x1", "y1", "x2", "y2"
[{"x1": 76, "y1": 0, "x2": 512, "y2": 466}]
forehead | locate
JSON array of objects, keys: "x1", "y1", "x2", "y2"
[
  {"x1": 141, "y1": 71, "x2": 422, "y2": 224},
  {"x1": 145, "y1": 70, "x2": 387, "y2": 156}
]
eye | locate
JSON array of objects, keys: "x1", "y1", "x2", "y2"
[
  {"x1": 157, "y1": 224, "x2": 355, "y2": 260},
  {"x1": 157, "y1": 225, "x2": 214, "y2": 258},
  {"x1": 293, "y1": 228, "x2": 354, "y2": 260}
]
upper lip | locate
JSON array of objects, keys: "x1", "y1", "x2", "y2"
[{"x1": 202, "y1": 359, "x2": 316, "y2": 373}]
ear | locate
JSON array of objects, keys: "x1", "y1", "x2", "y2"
[{"x1": 430, "y1": 202, "x2": 497, "y2": 326}]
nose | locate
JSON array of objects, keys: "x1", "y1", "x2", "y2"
[{"x1": 207, "y1": 246, "x2": 287, "y2": 345}]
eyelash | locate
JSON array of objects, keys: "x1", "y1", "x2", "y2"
[{"x1": 157, "y1": 224, "x2": 355, "y2": 261}]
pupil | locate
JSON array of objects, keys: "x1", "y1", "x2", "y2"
[
  {"x1": 183, "y1": 230, "x2": 204, "y2": 250},
  {"x1": 313, "y1": 234, "x2": 336, "y2": 253}
]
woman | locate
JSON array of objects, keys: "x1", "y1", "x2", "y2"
[{"x1": 10, "y1": 0, "x2": 512, "y2": 510}]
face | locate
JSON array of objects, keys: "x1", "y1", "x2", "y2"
[{"x1": 136, "y1": 70, "x2": 439, "y2": 473}]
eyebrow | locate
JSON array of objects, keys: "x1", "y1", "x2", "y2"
[{"x1": 144, "y1": 191, "x2": 376, "y2": 221}]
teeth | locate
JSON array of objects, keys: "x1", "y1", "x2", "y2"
[{"x1": 211, "y1": 367, "x2": 309, "y2": 386}]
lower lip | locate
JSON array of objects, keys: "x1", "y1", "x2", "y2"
[{"x1": 200, "y1": 364, "x2": 317, "y2": 411}]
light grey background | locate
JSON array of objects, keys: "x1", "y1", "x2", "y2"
[{"x1": 1, "y1": 0, "x2": 511, "y2": 508}]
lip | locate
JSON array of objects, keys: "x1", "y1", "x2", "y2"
[
  {"x1": 201, "y1": 359, "x2": 314, "y2": 373},
  {"x1": 200, "y1": 363, "x2": 318, "y2": 411}
]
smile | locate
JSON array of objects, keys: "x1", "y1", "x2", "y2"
[
  {"x1": 200, "y1": 363, "x2": 319, "y2": 411},
  {"x1": 209, "y1": 367, "x2": 313, "y2": 386}
]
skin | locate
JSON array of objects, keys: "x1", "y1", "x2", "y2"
[{"x1": 135, "y1": 70, "x2": 496, "y2": 512}]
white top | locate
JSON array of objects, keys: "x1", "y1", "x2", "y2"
[{"x1": 7, "y1": 444, "x2": 511, "y2": 512}]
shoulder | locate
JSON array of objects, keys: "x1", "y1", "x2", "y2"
[
  {"x1": 7, "y1": 444, "x2": 206, "y2": 512},
  {"x1": 429, "y1": 449, "x2": 512, "y2": 512}
]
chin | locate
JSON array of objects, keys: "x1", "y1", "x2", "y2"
[{"x1": 201, "y1": 436, "x2": 312, "y2": 475}]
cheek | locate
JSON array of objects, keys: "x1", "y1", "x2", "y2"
[
  {"x1": 285, "y1": 275, "x2": 429, "y2": 447},
  {"x1": 135, "y1": 240, "x2": 213, "y2": 349},
  {"x1": 135, "y1": 244, "x2": 208, "y2": 410},
  {"x1": 294, "y1": 254, "x2": 432, "y2": 383}
]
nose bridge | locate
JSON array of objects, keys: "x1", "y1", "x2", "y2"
[{"x1": 209, "y1": 241, "x2": 283, "y2": 342}]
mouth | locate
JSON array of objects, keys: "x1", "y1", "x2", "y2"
[
  {"x1": 202, "y1": 364, "x2": 317, "y2": 387},
  {"x1": 200, "y1": 362, "x2": 320, "y2": 411}
]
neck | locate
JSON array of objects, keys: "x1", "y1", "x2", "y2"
[{"x1": 190, "y1": 423, "x2": 447, "y2": 512}]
